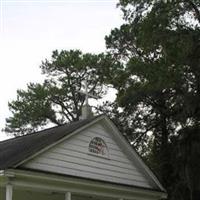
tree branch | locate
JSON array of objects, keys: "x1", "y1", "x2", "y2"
[
  {"x1": 51, "y1": 98, "x2": 75, "y2": 121},
  {"x1": 60, "y1": 108, "x2": 72, "y2": 122},
  {"x1": 187, "y1": 0, "x2": 200, "y2": 23},
  {"x1": 45, "y1": 114, "x2": 62, "y2": 126}
]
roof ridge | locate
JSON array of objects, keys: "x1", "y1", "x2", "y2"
[
  {"x1": 0, "y1": 122, "x2": 72, "y2": 144},
  {"x1": 0, "y1": 115, "x2": 103, "y2": 145}
]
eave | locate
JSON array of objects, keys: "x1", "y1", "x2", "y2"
[{"x1": 2, "y1": 169, "x2": 167, "y2": 200}]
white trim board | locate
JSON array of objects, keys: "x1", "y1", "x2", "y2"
[{"x1": 3, "y1": 169, "x2": 167, "y2": 200}]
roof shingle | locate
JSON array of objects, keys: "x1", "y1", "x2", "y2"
[{"x1": 0, "y1": 116, "x2": 101, "y2": 170}]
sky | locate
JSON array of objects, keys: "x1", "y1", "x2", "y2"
[{"x1": 0, "y1": 0, "x2": 123, "y2": 141}]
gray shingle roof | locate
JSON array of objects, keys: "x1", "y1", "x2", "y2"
[{"x1": 0, "y1": 116, "x2": 101, "y2": 170}]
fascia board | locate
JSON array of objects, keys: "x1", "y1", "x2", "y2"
[{"x1": 101, "y1": 116, "x2": 166, "y2": 193}]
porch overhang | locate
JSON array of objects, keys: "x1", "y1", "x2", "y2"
[{"x1": 0, "y1": 169, "x2": 167, "y2": 200}]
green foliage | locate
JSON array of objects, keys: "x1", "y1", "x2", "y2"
[
  {"x1": 105, "y1": 0, "x2": 200, "y2": 199},
  {"x1": 5, "y1": 83, "x2": 57, "y2": 135},
  {"x1": 4, "y1": 50, "x2": 117, "y2": 136},
  {"x1": 174, "y1": 127, "x2": 200, "y2": 200}
]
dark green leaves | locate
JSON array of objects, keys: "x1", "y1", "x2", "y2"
[
  {"x1": 4, "y1": 50, "x2": 117, "y2": 135},
  {"x1": 105, "y1": 1, "x2": 200, "y2": 199}
]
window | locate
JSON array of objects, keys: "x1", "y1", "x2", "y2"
[{"x1": 88, "y1": 137, "x2": 109, "y2": 158}]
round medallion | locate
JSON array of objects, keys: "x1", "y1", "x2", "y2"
[{"x1": 88, "y1": 137, "x2": 109, "y2": 157}]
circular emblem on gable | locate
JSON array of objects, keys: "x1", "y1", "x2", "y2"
[{"x1": 88, "y1": 137, "x2": 109, "y2": 158}]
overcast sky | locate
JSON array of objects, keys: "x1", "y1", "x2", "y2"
[{"x1": 0, "y1": 0, "x2": 123, "y2": 141}]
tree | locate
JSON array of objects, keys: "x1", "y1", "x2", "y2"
[
  {"x1": 4, "y1": 50, "x2": 116, "y2": 136},
  {"x1": 173, "y1": 127, "x2": 200, "y2": 200},
  {"x1": 105, "y1": 0, "x2": 200, "y2": 199}
]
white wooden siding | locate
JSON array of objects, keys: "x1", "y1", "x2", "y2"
[{"x1": 23, "y1": 123, "x2": 152, "y2": 188}]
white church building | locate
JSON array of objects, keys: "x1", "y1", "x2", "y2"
[{"x1": 0, "y1": 114, "x2": 167, "y2": 200}]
